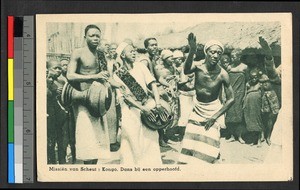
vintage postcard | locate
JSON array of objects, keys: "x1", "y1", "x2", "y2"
[{"x1": 36, "y1": 13, "x2": 293, "y2": 182}]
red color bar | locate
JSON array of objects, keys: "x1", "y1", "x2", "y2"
[{"x1": 8, "y1": 16, "x2": 14, "y2": 58}]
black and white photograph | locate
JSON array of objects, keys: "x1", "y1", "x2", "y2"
[{"x1": 36, "y1": 13, "x2": 293, "y2": 182}]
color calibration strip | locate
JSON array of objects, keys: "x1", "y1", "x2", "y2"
[
  {"x1": 14, "y1": 16, "x2": 24, "y2": 183},
  {"x1": 8, "y1": 16, "x2": 35, "y2": 183},
  {"x1": 8, "y1": 15, "x2": 15, "y2": 183}
]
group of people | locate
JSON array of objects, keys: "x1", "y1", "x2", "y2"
[
  {"x1": 46, "y1": 24, "x2": 281, "y2": 165},
  {"x1": 219, "y1": 37, "x2": 281, "y2": 148}
]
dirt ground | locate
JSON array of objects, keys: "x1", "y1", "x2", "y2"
[{"x1": 65, "y1": 136, "x2": 281, "y2": 165}]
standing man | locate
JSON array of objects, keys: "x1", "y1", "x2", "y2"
[
  {"x1": 138, "y1": 37, "x2": 159, "y2": 76},
  {"x1": 113, "y1": 42, "x2": 163, "y2": 165},
  {"x1": 139, "y1": 38, "x2": 169, "y2": 147},
  {"x1": 67, "y1": 25, "x2": 111, "y2": 164},
  {"x1": 178, "y1": 33, "x2": 234, "y2": 164}
]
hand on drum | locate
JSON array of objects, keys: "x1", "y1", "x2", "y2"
[
  {"x1": 56, "y1": 86, "x2": 63, "y2": 95},
  {"x1": 155, "y1": 104, "x2": 169, "y2": 122},
  {"x1": 141, "y1": 106, "x2": 156, "y2": 122}
]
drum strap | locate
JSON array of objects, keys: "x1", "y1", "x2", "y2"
[
  {"x1": 115, "y1": 66, "x2": 148, "y2": 103},
  {"x1": 96, "y1": 50, "x2": 108, "y2": 72},
  {"x1": 70, "y1": 50, "x2": 107, "y2": 91}
]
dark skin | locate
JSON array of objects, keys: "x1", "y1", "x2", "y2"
[
  {"x1": 258, "y1": 36, "x2": 280, "y2": 83},
  {"x1": 140, "y1": 39, "x2": 159, "y2": 75},
  {"x1": 184, "y1": 33, "x2": 235, "y2": 130},
  {"x1": 118, "y1": 45, "x2": 169, "y2": 123},
  {"x1": 67, "y1": 28, "x2": 109, "y2": 90},
  {"x1": 47, "y1": 60, "x2": 64, "y2": 95},
  {"x1": 66, "y1": 27, "x2": 110, "y2": 165},
  {"x1": 154, "y1": 56, "x2": 176, "y2": 87},
  {"x1": 258, "y1": 36, "x2": 272, "y2": 59}
]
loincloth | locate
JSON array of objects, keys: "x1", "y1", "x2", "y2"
[{"x1": 179, "y1": 98, "x2": 224, "y2": 164}]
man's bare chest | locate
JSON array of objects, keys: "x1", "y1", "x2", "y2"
[
  {"x1": 79, "y1": 53, "x2": 98, "y2": 69},
  {"x1": 196, "y1": 71, "x2": 222, "y2": 88}
]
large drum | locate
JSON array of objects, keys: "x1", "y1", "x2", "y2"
[
  {"x1": 61, "y1": 81, "x2": 112, "y2": 117},
  {"x1": 141, "y1": 98, "x2": 173, "y2": 130}
]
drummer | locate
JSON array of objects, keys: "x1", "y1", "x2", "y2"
[
  {"x1": 113, "y1": 42, "x2": 165, "y2": 165},
  {"x1": 67, "y1": 24, "x2": 111, "y2": 164}
]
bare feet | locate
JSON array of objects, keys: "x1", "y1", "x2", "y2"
[
  {"x1": 226, "y1": 135, "x2": 235, "y2": 142},
  {"x1": 110, "y1": 142, "x2": 120, "y2": 152},
  {"x1": 257, "y1": 139, "x2": 262, "y2": 148},
  {"x1": 83, "y1": 159, "x2": 98, "y2": 164},
  {"x1": 159, "y1": 139, "x2": 170, "y2": 147},
  {"x1": 238, "y1": 137, "x2": 245, "y2": 144},
  {"x1": 260, "y1": 132, "x2": 265, "y2": 142}
]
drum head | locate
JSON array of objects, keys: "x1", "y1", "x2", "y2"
[
  {"x1": 87, "y1": 82, "x2": 112, "y2": 117},
  {"x1": 61, "y1": 81, "x2": 112, "y2": 117},
  {"x1": 141, "y1": 98, "x2": 173, "y2": 130}
]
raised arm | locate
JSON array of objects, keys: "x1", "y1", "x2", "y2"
[
  {"x1": 66, "y1": 49, "x2": 109, "y2": 82},
  {"x1": 258, "y1": 37, "x2": 280, "y2": 82},
  {"x1": 183, "y1": 33, "x2": 197, "y2": 75}
]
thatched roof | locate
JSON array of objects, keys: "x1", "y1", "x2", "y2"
[{"x1": 135, "y1": 22, "x2": 281, "y2": 50}]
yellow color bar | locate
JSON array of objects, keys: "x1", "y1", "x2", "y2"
[{"x1": 8, "y1": 58, "x2": 14, "y2": 101}]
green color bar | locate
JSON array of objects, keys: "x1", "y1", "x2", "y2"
[{"x1": 8, "y1": 100, "x2": 14, "y2": 143}]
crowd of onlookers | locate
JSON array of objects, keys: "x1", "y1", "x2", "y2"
[{"x1": 46, "y1": 33, "x2": 281, "y2": 164}]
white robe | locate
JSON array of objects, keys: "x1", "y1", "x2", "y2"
[
  {"x1": 73, "y1": 81, "x2": 111, "y2": 161},
  {"x1": 114, "y1": 62, "x2": 162, "y2": 165}
]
